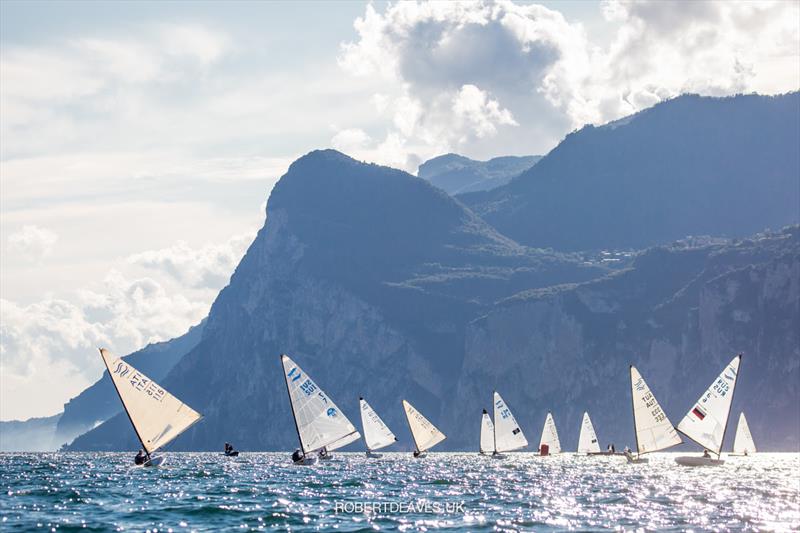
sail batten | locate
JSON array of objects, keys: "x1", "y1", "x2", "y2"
[
  {"x1": 577, "y1": 412, "x2": 601, "y2": 454},
  {"x1": 402, "y1": 400, "x2": 445, "y2": 453},
  {"x1": 100, "y1": 348, "x2": 201, "y2": 455},
  {"x1": 281, "y1": 354, "x2": 360, "y2": 454},
  {"x1": 360, "y1": 398, "x2": 396, "y2": 452},
  {"x1": 538, "y1": 412, "x2": 561, "y2": 454},
  {"x1": 630, "y1": 366, "x2": 682, "y2": 455},
  {"x1": 493, "y1": 391, "x2": 528, "y2": 453},
  {"x1": 676, "y1": 355, "x2": 741, "y2": 455},
  {"x1": 479, "y1": 410, "x2": 494, "y2": 454},
  {"x1": 732, "y1": 412, "x2": 756, "y2": 454}
]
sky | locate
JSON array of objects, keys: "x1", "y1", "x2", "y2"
[{"x1": 1, "y1": 0, "x2": 798, "y2": 421}]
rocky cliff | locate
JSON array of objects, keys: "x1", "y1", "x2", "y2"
[{"x1": 453, "y1": 228, "x2": 799, "y2": 451}]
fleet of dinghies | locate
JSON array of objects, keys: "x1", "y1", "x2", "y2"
[{"x1": 99, "y1": 348, "x2": 756, "y2": 467}]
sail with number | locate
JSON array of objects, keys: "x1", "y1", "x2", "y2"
[
  {"x1": 630, "y1": 366, "x2": 681, "y2": 455},
  {"x1": 732, "y1": 412, "x2": 756, "y2": 455},
  {"x1": 100, "y1": 348, "x2": 202, "y2": 455},
  {"x1": 538, "y1": 412, "x2": 561, "y2": 453},
  {"x1": 677, "y1": 354, "x2": 741, "y2": 455},
  {"x1": 281, "y1": 354, "x2": 360, "y2": 454},
  {"x1": 402, "y1": 400, "x2": 446, "y2": 453},
  {"x1": 577, "y1": 412, "x2": 601, "y2": 454},
  {"x1": 360, "y1": 397, "x2": 396, "y2": 452},
  {"x1": 493, "y1": 391, "x2": 528, "y2": 453},
  {"x1": 480, "y1": 409, "x2": 494, "y2": 454}
]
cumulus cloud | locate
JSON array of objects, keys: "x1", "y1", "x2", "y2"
[
  {"x1": 127, "y1": 233, "x2": 255, "y2": 290},
  {"x1": 337, "y1": 0, "x2": 800, "y2": 169},
  {"x1": 7, "y1": 225, "x2": 58, "y2": 262},
  {"x1": 0, "y1": 270, "x2": 208, "y2": 419}
]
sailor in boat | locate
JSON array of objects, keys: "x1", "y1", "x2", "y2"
[
  {"x1": 413, "y1": 450, "x2": 422, "y2": 458},
  {"x1": 134, "y1": 449, "x2": 147, "y2": 465},
  {"x1": 703, "y1": 449, "x2": 711, "y2": 459},
  {"x1": 292, "y1": 449, "x2": 304, "y2": 463},
  {"x1": 224, "y1": 442, "x2": 239, "y2": 456},
  {"x1": 318, "y1": 447, "x2": 331, "y2": 460}
]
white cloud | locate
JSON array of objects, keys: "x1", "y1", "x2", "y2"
[
  {"x1": 331, "y1": 128, "x2": 372, "y2": 153},
  {"x1": 0, "y1": 270, "x2": 208, "y2": 420},
  {"x1": 7, "y1": 225, "x2": 58, "y2": 262},
  {"x1": 127, "y1": 233, "x2": 254, "y2": 289},
  {"x1": 336, "y1": 0, "x2": 800, "y2": 168}
]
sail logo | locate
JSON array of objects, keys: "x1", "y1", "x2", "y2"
[
  {"x1": 634, "y1": 378, "x2": 645, "y2": 392},
  {"x1": 326, "y1": 407, "x2": 338, "y2": 418},
  {"x1": 287, "y1": 367, "x2": 302, "y2": 382},
  {"x1": 113, "y1": 361, "x2": 130, "y2": 377},
  {"x1": 724, "y1": 366, "x2": 737, "y2": 381},
  {"x1": 692, "y1": 405, "x2": 707, "y2": 420}
]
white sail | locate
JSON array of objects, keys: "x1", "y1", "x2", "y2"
[
  {"x1": 281, "y1": 354, "x2": 360, "y2": 454},
  {"x1": 493, "y1": 391, "x2": 528, "y2": 453},
  {"x1": 538, "y1": 412, "x2": 561, "y2": 453},
  {"x1": 360, "y1": 397, "x2": 396, "y2": 452},
  {"x1": 100, "y1": 348, "x2": 201, "y2": 454},
  {"x1": 630, "y1": 366, "x2": 682, "y2": 454},
  {"x1": 577, "y1": 412, "x2": 601, "y2": 454},
  {"x1": 732, "y1": 412, "x2": 756, "y2": 455},
  {"x1": 480, "y1": 410, "x2": 494, "y2": 453},
  {"x1": 677, "y1": 354, "x2": 741, "y2": 455},
  {"x1": 402, "y1": 400, "x2": 446, "y2": 453}
]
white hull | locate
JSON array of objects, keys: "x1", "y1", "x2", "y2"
[
  {"x1": 365, "y1": 451, "x2": 383, "y2": 459},
  {"x1": 491, "y1": 452, "x2": 507, "y2": 459},
  {"x1": 293, "y1": 454, "x2": 318, "y2": 466},
  {"x1": 675, "y1": 455, "x2": 724, "y2": 466},
  {"x1": 140, "y1": 455, "x2": 165, "y2": 467},
  {"x1": 624, "y1": 452, "x2": 648, "y2": 464}
]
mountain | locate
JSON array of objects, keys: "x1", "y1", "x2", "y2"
[
  {"x1": 0, "y1": 321, "x2": 203, "y2": 451},
  {"x1": 460, "y1": 93, "x2": 800, "y2": 251},
  {"x1": 0, "y1": 414, "x2": 61, "y2": 452},
  {"x1": 418, "y1": 153, "x2": 540, "y2": 195},
  {"x1": 454, "y1": 226, "x2": 799, "y2": 451},
  {"x1": 66, "y1": 150, "x2": 606, "y2": 452}
]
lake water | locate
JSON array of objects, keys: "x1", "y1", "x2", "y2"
[{"x1": 1, "y1": 452, "x2": 798, "y2": 531}]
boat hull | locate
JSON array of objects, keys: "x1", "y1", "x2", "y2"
[
  {"x1": 675, "y1": 456, "x2": 724, "y2": 466},
  {"x1": 365, "y1": 451, "x2": 383, "y2": 459},
  {"x1": 491, "y1": 452, "x2": 507, "y2": 459},
  {"x1": 223, "y1": 451, "x2": 239, "y2": 457},
  {"x1": 292, "y1": 455, "x2": 318, "y2": 466},
  {"x1": 141, "y1": 455, "x2": 165, "y2": 468},
  {"x1": 412, "y1": 452, "x2": 427, "y2": 459},
  {"x1": 624, "y1": 452, "x2": 649, "y2": 464}
]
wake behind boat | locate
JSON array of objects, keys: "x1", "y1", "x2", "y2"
[
  {"x1": 402, "y1": 400, "x2": 445, "y2": 457},
  {"x1": 626, "y1": 365, "x2": 682, "y2": 464},
  {"x1": 675, "y1": 354, "x2": 742, "y2": 466},
  {"x1": 359, "y1": 397, "x2": 397, "y2": 458},
  {"x1": 100, "y1": 348, "x2": 202, "y2": 468},
  {"x1": 538, "y1": 412, "x2": 561, "y2": 456},
  {"x1": 281, "y1": 354, "x2": 361, "y2": 465},
  {"x1": 491, "y1": 391, "x2": 528, "y2": 458}
]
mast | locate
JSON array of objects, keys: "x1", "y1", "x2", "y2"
[
  {"x1": 492, "y1": 393, "x2": 498, "y2": 454},
  {"x1": 629, "y1": 365, "x2": 641, "y2": 458},
  {"x1": 403, "y1": 401, "x2": 420, "y2": 453},
  {"x1": 716, "y1": 354, "x2": 742, "y2": 458},
  {"x1": 281, "y1": 354, "x2": 305, "y2": 455},
  {"x1": 100, "y1": 348, "x2": 147, "y2": 454},
  {"x1": 360, "y1": 396, "x2": 371, "y2": 454}
]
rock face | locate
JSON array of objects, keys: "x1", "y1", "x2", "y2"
[
  {"x1": 454, "y1": 228, "x2": 799, "y2": 451},
  {"x1": 461, "y1": 93, "x2": 800, "y2": 251},
  {"x1": 418, "y1": 153, "x2": 541, "y2": 195},
  {"x1": 66, "y1": 150, "x2": 604, "y2": 452},
  {"x1": 0, "y1": 414, "x2": 61, "y2": 452}
]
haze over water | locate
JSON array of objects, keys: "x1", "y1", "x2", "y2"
[{"x1": 1, "y1": 452, "x2": 798, "y2": 531}]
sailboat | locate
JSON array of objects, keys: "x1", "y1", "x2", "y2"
[
  {"x1": 281, "y1": 354, "x2": 360, "y2": 465},
  {"x1": 99, "y1": 348, "x2": 202, "y2": 467},
  {"x1": 479, "y1": 409, "x2": 494, "y2": 455},
  {"x1": 577, "y1": 412, "x2": 601, "y2": 455},
  {"x1": 491, "y1": 391, "x2": 528, "y2": 458},
  {"x1": 675, "y1": 354, "x2": 742, "y2": 466},
  {"x1": 538, "y1": 412, "x2": 561, "y2": 455},
  {"x1": 732, "y1": 412, "x2": 756, "y2": 456},
  {"x1": 733, "y1": 413, "x2": 758, "y2": 455},
  {"x1": 626, "y1": 365, "x2": 682, "y2": 463},
  {"x1": 359, "y1": 397, "x2": 397, "y2": 458},
  {"x1": 402, "y1": 400, "x2": 445, "y2": 458}
]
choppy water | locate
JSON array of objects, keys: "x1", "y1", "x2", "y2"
[{"x1": 1, "y1": 452, "x2": 798, "y2": 531}]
